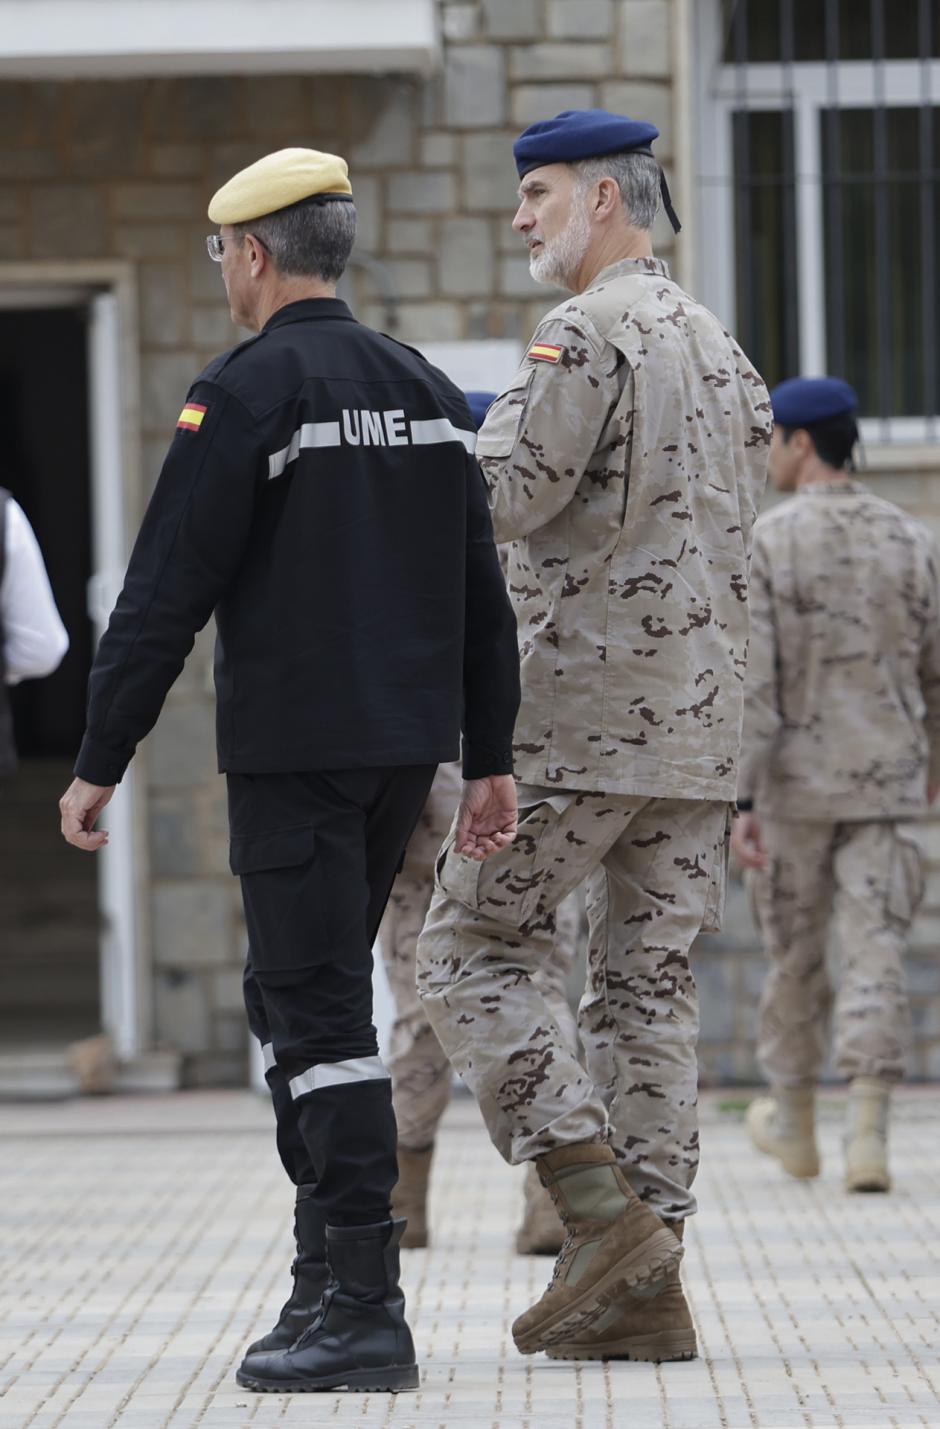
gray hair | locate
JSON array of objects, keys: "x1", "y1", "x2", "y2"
[
  {"x1": 234, "y1": 197, "x2": 357, "y2": 280},
  {"x1": 570, "y1": 151, "x2": 661, "y2": 231}
]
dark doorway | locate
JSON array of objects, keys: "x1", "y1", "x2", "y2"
[{"x1": 0, "y1": 305, "x2": 101, "y2": 1051}]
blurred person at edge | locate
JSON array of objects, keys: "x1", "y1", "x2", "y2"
[
  {"x1": 385, "y1": 388, "x2": 576, "y2": 1260},
  {"x1": 733, "y1": 376, "x2": 940, "y2": 1195},
  {"x1": 0, "y1": 487, "x2": 69, "y2": 776},
  {"x1": 415, "y1": 108, "x2": 771, "y2": 1365},
  {"x1": 58, "y1": 147, "x2": 519, "y2": 1396}
]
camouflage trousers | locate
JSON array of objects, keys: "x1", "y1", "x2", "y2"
[
  {"x1": 378, "y1": 763, "x2": 580, "y2": 1151},
  {"x1": 749, "y1": 818, "x2": 923, "y2": 1087},
  {"x1": 416, "y1": 788, "x2": 731, "y2": 1221}
]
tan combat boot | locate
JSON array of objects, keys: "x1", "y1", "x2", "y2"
[
  {"x1": 511, "y1": 1143, "x2": 682, "y2": 1355},
  {"x1": 392, "y1": 1145, "x2": 433, "y2": 1249},
  {"x1": 747, "y1": 1086, "x2": 820, "y2": 1178},
  {"x1": 516, "y1": 1161, "x2": 565, "y2": 1255},
  {"x1": 546, "y1": 1220, "x2": 697, "y2": 1363},
  {"x1": 844, "y1": 1077, "x2": 891, "y2": 1193}
]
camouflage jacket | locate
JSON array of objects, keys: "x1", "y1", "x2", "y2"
[
  {"x1": 477, "y1": 256, "x2": 771, "y2": 798},
  {"x1": 740, "y1": 479, "x2": 940, "y2": 820}
]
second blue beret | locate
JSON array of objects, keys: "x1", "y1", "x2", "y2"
[{"x1": 771, "y1": 377, "x2": 859, "y2": 427}]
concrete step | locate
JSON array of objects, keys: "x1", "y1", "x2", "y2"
[
  {"x1": 2, "y1": 903, "x2": 100, "y2": 927},
  {"x1": 0, "y1": 902, "x2": 97, "y2": 922},
  {"x1": 115, "y1": 1052, "x2": 183, "y2": 1095},
  {"x1": 0, "y1": 1048, "x2": 80, "y2": 1099},
  {"x1": 0, "y1": 1047, "x2": 182, "y2": 1101},
  {"x1": 0, "y1": 993, "x2": 98, "y2": 1016}
]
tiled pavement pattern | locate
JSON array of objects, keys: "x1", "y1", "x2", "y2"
[{"x1": 0, "y1": 1089, "x2": 937, "y2": 1429}]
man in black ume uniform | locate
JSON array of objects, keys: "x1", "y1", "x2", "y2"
[{"x1": 59, "y1": 147, "x2": 520, "y2": 1395}]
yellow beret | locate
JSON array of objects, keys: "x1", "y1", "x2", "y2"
[{"x1": 208, "y1": 147, "x2": 352, "y2": 224}]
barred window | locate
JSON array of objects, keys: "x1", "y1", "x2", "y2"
[
  {"x1": 696, "y1": 0, "x2": 940, "y2": 440},
  {"x1": 722, "y1": 0, "x2": 940, "y2": 63}
]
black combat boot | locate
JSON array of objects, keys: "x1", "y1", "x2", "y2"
[
  {"x1": 242, "y1": 1183, "x2": 328, "y2": 1357},
  {"x1": 236, "y1": 1218, "x2": 419, "y2": 1393}
]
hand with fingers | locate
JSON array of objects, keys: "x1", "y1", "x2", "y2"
[
  {"x1": 730, "y1": 809, "x2": 767, "y2": 871},
  {"x1": 59, "y1": 777, "x2": 115, "y2": 852},
  {"x1": 454, "y1": 774, "x2": 518, "y2": 861}
]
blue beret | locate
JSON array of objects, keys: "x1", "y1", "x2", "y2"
[
  {"x1": 771, "y1": 377, "x2": 859, "y2": 427},
  {"x1": 514, "y1": 109, "x2": 659, "y2": 178},
  {"x1": 464, "y1": 390, "x2": 497, "y2": 431}
]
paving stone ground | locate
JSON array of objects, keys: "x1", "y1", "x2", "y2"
[{"x1": 0, "y1": 1086, "x2": 937, "y2": 1429}]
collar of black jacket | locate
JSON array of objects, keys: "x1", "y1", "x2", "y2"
[{"x1": 263, "y1": 297, "x2": 356, "y2": 331}]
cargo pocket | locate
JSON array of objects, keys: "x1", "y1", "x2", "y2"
[
  {"x1": 435, "y1": 829, "x2": 483, "y2": 909},
  {"x1": 886, "y1": 831, "x2": 925, "y2": 926},
  {"x1": 435, "y1": 796, "x2": 562, "y2": 929},
  {"x1": 229, "y1": 824, "x2": 318, "y2": 877},
  {"x1": 701, "y1": 806, "x2": 733, "y2": 934},
  {"x1": 232, "y1": 825, "x2": 327, "y2": 970}
]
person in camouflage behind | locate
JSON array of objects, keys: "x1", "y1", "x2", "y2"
[
  {"x1": 733, "y1": 376, "x2": 940, "y2": 1196},
  {"x1": 416, "y1": 109, "x2": 771, "y2": 1364},
  {"x1": 384, "y1": 391, "x2": 578, "y2": 1258},
  {"x1": 383, "y1": 727, "x2": 581, "y2": 1258}
]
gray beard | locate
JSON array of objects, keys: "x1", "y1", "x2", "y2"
[{"x1": 528, "y1": 204, "x2": 591, "y2": 288}]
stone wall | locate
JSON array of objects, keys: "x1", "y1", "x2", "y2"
[{"x1": 0, "y1": 0, "x2": 679, "y2": 1084}]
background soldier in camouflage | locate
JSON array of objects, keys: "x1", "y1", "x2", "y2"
[
  {"x1": 381, "y1": 757, "x2": 580, "y2": 1252},
  {"x1": 381, "y1": 759, "x2": 462, "y2": 1242},
  {"x1": 733, "y1": 376, "x2": 940, "y2": 1194},
  {"x1": 416, "y1": 108, "x2": 771, "y2": 1363},
  {"x1": 382, "y1": 392, "x2": 579, "y2": 1255}
]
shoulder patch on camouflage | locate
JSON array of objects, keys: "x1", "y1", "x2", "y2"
[{"x1": 527, "y1": 342, "x2": 564, "y2": 364}]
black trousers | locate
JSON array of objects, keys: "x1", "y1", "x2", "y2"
[{"x1": 230, "y1": 765, "x2": 437, "y2": 1226}]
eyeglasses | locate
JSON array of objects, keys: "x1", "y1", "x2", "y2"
[{"x1": 205, "y1": 232, "x2": 271, "y2": 262}]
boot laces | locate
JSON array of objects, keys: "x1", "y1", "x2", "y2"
[
  {"x1": 541, "y1": 1180, "x2": 574, "y2": 1290},
  {"x1": 546, "y1": 1229, "x2": 575, "y2": 1291}
]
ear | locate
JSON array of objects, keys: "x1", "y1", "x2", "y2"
[
  {"x1": 793, "y1": 429, "x2": 814, "y2": 461},
  {"x1": 245, "y1": 234, "x2": 267, "y2": 278},
  {"x1": 592, "y1": 176, "x2": 621, "y2": 222}
]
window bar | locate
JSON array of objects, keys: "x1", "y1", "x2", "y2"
[
  {"x1": 918, "y1": 0, "x2": 937, "y2": 432},
  {"x1": 780, "y1": 0, "x2": 799, "y2": 377},
  {"x1": 823, "y1": 0, "x2": 846, "y2": 382},
  {"x1": 871, "y1": 0, "x2": 892, "y2": 434},
  {"x1": 731, "y1": 0, "x2": 757, "y2": 362}
]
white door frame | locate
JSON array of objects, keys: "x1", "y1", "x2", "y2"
[{"x1": 0, "y1": 260, "x2": 149, "y2": 1059}]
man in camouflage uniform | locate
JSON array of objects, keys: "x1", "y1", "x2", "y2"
[
  {"x1": 732, "y1": 377, "x2": 940, "y2": 1194},
  {"x1": 416, "y1": 109, "x2": 771, "y2": 1362}
]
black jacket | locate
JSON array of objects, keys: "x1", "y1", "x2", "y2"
[{"x1": 75, "y1": 299, "x2": 519, "y2": 785}]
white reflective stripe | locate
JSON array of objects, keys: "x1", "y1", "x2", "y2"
[
  {"x1": 267, "y1": 421, "x2": 342, "y2": 479},
  {"x1": 262, "y1": 1042, "x2": 276, "y2": 1073},
  {"x1": 288, "y1": 1056, "x2": 390, "y2": 1100},
  {"x1": 409, "y1": 418, "x2": 477, "y2": 452},
  {"x1": 267, "y1": 416, "x2": 476, "y2": 478}
]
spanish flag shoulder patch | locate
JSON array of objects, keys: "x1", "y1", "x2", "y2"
[
  {"x1": 527, "y1": 341, "x2": 564, "y2": 365},
  {"x1": 177, "y1": 402, "x2": 207, "y2": 432}
]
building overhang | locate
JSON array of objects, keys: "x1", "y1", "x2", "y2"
[{"x1": 0, "y1": 0, "x2": 439, "y2": 78}]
